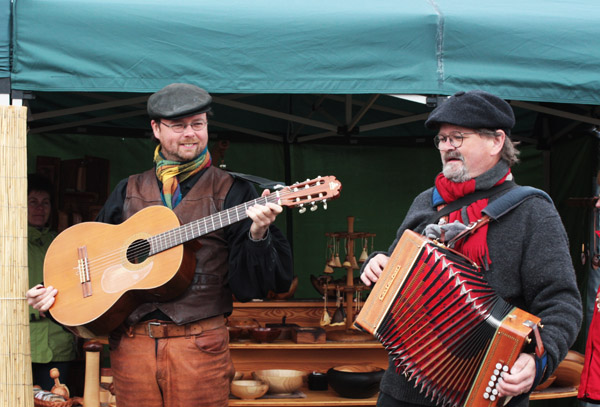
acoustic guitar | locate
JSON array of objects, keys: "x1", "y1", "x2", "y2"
[{"x1": 43, "y1": 176, "x2": 342, "y2": 338}]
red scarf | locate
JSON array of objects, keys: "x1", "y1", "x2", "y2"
[{"x1": 434, "y1": 170, "x2": 511, "y2": 268}]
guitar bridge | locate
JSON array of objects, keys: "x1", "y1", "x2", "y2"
[{"x1": 78, "y1": 246, "x2": 92, "y2": 298}]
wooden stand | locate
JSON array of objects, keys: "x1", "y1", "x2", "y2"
[{"x1": 324, "y1": 216, "x2": 375, "y2": 334}]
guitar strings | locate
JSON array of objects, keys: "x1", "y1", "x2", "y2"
[{"x1": 74, "y1": 183, "x2": 324, "y2": 277}]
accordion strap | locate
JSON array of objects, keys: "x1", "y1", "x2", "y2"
[{"x1": 446, "y1": 186, "x2": 553, "y2": 247}]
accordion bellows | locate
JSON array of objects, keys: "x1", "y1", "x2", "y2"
[{"x1": 355, "y1": 230, "x2": 542, "y2": 407}]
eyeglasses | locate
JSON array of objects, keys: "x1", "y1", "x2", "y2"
[
  {"x1": 160, "y1": 120, "x2": 208, "y2": 133},
  {"x1": 433, "y1": 131, "x2": 479, "y2": 149}
]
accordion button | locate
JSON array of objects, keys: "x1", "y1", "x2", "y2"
[
  {"x1": 502, "y1": 365, "x2": 509, "y2": 372},
  {"x1": 485, "y1": 387, "x2": 492, "y2": 393},
  {"x1": 495, "y1": 363, "x2": 502, "y2": 369},
  {"x1": 490, "y1": 395, "x2": 497, "y2": 401},
  {"x1": 488, "y1": 381, "x2": 495, "y2": 387},
  {"x1": 492, "y1": 389, "x2": 498, "y2": 395},
  {"x1": 484, "y1": 393, "x2": 490, "y2": 400},
  {"x1": 494, "y1": 369, "x2": 500, "y2": 375},
  {"x1": 491, "y1": 375, "x2": 497, "y2": 382}
]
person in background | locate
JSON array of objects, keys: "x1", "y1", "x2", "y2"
[
  {"x1": 27, "y1": 173, "x2": 76, "y2": 391},
  {"x1": 360, "y1": 90, "x2": 582, "y2": 407},
  {"x1": 27, "y1": 83, "x2": 294, "y2": 407}
]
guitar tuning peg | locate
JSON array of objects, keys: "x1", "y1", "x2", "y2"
[
  {"x1": 299, "y1": 207, "x2": 307, "y2": 214},
  {"x1": 310, "y1": 202, "x2": 318, "y2": 212},
  {"x1": 323, "y1": 200, "x2": 328, "y2": 210}
]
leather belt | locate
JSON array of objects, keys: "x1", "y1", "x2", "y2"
[{"x1": 129, "y1": 315, "x2": 225, "y2": 339}]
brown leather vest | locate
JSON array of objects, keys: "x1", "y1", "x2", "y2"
[{"x1": 123, "y1": 166, "x2": 234, "y2": 325}]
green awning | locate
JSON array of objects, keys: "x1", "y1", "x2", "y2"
[{"x1": 10, "y1": 0, "x2": 600, "y2": 104}]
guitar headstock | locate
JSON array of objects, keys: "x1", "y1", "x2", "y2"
[{"x1": 278, "y1": 176, "x2": 342, "y2": 213}]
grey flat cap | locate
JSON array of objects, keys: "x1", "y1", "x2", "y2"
[
  {"x1": 425, "y1": 90, "x2": 515, "y2": 136},
  {"x1": 147, "y1": 83, "x2": 212, "y2": 120}
]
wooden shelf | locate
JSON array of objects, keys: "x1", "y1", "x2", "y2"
[
  {"x1": 229, "y1": 339, "x2": 383, "y2": 350},
  {"x1": 229, "y1": 386, "x2": 377, "y2": 406}
]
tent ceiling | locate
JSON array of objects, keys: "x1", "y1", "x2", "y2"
[
  {"x1": 6, "y1": 0, "x2": 600, "y2": 144},
  {"x1": 10, "y1": 0, "x2": 600, "y2": 104}
]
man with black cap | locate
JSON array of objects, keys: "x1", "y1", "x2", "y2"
[
  {"x1": 27, "y1": 83, "x2": 294, "y2": 407},
  {"x1": 360, "y1": 90, "x2": 581, "y2": 407}
]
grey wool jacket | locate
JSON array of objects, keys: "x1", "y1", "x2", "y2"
[{"x1": 365, "y1": 165, "x2": 582, "y2": 407}]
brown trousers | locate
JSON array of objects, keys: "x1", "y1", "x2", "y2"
[{"x1": 110, "y1": 325, "x2": 235, "y2": 407}]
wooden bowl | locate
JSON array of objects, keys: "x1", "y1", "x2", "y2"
[
  {"x1": 252, "y1": 369, "x2": 305, "y2": 394},
  {"x1": 534, "y1": 375, "x2": 556, "y2": 391},
  {"x1": 230, "y1": 380, "x2": 268, "y2": 400},
  {"x1": 553, "y1": 351, "x2": 584, "y2": 387},
  {"x1": 250, "y1": 327, "x2": 281, "y2": 343},
  {"x1": 327, "y1": 364, "x2": 384, "y2": 399},
  {"x1": 228, "y1": 326, "x2": 243, "y2": 342},
  {"x1": 227, "y1": 317, "x2": 260, "y2": 339}
]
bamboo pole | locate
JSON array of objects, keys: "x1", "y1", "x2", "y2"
[{"x1": 0, "y1": 105, "x2": 33, "y2": 407}]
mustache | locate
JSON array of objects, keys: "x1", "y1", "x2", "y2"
[{"x1": 442, "y1": 151, "x2": 464, "y2": 163}]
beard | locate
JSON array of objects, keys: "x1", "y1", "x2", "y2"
[{"x1": 442, "y1": 151, "x2": 470, "y2": 183}]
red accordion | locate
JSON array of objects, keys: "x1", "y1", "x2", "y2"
[{"x1": 355, "y1": 230, "x2": 543, "y2": 407}]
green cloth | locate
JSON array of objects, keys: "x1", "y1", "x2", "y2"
[{"x1": 28, "y1": 226, "x2": 76, "y2": 363}]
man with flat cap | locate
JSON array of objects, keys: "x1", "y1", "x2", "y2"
[
  {"x1": 27, "y1": 83, "x2": 293, "y2": 407},
  {"x1": 360, "y1": 90, "x2": 582, "y2": 407}
]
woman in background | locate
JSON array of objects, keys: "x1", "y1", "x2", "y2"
[{"x1": 27, "y1": 174, "x2": 76, "y2": 391}]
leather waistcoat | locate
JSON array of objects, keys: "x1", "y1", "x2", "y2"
[{"x1": 123, "y1": 166, "x2": 234, "y2": 325}]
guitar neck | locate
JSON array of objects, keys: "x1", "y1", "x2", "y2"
[{"x1": 147, "y1": 194, "x2": 278, "y2": 255}]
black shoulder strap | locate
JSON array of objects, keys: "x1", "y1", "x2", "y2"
[
  {"x1": 482, "y1": 186, "x2": 552, "y2": 220},
  {"x1": 227, "y1": 171, "x2": 285, "y2": 190},
  {"x1": 427, "y1": 181, "x2": 517, "y2": 225}
]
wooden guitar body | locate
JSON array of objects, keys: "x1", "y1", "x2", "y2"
[{"x1": 44, "y1": 206, "x2": 196, "y2": 337}]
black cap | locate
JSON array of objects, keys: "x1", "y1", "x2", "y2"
[
  {"x1": 424, "y1": 90, "x2": 515, "y2": 136},
  {"x1": 147, "y1": 83, "x2": 212, "y2": 120}
]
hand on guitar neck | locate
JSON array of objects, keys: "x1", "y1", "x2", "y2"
[{"x1": 247, "y1": 189, "x2": 282, "y2": 241}]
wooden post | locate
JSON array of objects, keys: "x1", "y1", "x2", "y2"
[
  {"x1": 83, "y1": 341, "x2": 102, "y2": 407},
  {"x1": 345, "y1": 216, "x2": 355, "y2": 330},
  {"x1": 0, "y1": 105, "x2": 33, "y2": 407}
]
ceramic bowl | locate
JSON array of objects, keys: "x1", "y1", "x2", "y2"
[
  {"x1": 230, "y1": 380, "x2": 268, "y2": 399},
  {"x1": 252, "y1": 369, "x2": 305, "y2": 394},
  {"x1": 327, "y1": 364, "x2": 384, "y2": 398},
  {"x1": 250, "y1": 327, "x2": 282, "y2": 343}
]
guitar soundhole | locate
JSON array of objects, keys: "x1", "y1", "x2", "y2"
[{"x1": 126, "y1": 239, "x2": 151, "y2": 264}]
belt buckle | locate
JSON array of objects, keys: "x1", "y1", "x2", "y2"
[{"x1": 147, "y1": 321, "x2": 163, "y2": 338}]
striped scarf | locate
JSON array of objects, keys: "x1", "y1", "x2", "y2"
[{"x1": 154, "y1": 145, "x2": 212, "y2": 209}]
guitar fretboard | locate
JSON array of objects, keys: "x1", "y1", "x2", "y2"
[{"x1": 147, "y1": 194, "x2": 280, "y2": 255}]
